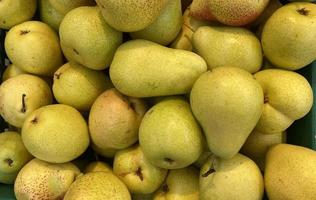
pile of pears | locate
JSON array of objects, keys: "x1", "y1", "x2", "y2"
[{"x1": 0, "y1": 0, "x2": 316, "y2": 199}]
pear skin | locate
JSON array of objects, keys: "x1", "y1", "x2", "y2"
[
  {"x1": 39, "y1": 0, "x2": 64, "y2": 32},
  {"x1": 48, "y1": 0, "x2": 95, "y2": 15}
]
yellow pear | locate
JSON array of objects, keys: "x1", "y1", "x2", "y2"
[
  {"x1": 84, "y1": 161, "x2": 112, "y2": 173},
  {"x1": 92, "y1": 144, "x2": 118, "y2": 158},
  {"x1": 265, "y1": 144, "x2": 316, "y2": 200},
  {"x1": 14, "y1": 158, "x2": 80, "y2": 200},
  {"x1": 2, "y1": 64, "x2": 26, "y2": 82},
  {"x1": 64, "y1": 172, "x2": 131, "y2": 200},
  {"x1": 39, "y1": 0, "x2": 64, "y2": 32},
  {"x1": 49, "y1": 0, "x2": 95, "y2": 15}
]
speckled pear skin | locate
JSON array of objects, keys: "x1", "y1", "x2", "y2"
[
  {"x1": 261, "y1": 2, "x2": 316, "y2": 70},
  {"x1": 64, "y1": 172, "x2": 131, "y2": 200},
  {"x1": 190, "y1": 67, "x2": 264, "y2": 159},
  {"x1": 254, "y1": 69, "x2": 313, "y2": 134},
  {"x1": 48, "y1": 0, "x2": 95, "y2": 15},
  {"x1": 200, "y1": 154, "x2": 264, "y2": 200},
  {"x1": 190, "y1": 0, "x2": 216, "y2": 21},
  {"x1": 265, "y1": 144, "x2": 316, "y2": 200},
  {"x1": 14, "y1": 158, "x2": 81, "y2": 200},
  {"x1": 193, "y1": 26, "x2": 262, "y2": 73},
  {"x1": 109, "y1": 39, "x2": 207, "y2": 98},
  {"x1": 95, "y1": 0, "x2": 168, "y2": 32}
]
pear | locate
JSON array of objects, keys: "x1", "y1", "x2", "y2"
[
  {"x1": 171, "y1": 8, "x2": 214, "y2": 51},
  {"x1": 49, "y1": 0, "x2": 95, "y2": 15},
  {"x1": 95, "y1": 0, "x2": 168, "y2": 32},
  {"x1": 193, "y1": 26, "x2": 262, "y2": 73},
  {"x1": 5, "y1": 21, "x2": 63, "y2": 76},
  {"x1": 194, "y1": 137, "x2": 212, "y2": 168},
  {"x1": 2, "y1": 64, "x2": 26, "y2": 82},
  {"x1": 64, "y1": 172, "x2": 131, "y2": 200},
  {"x1": 84, "y1": 161, "x2": 112, "y2": 173},
  {"x1": 133, "y1": 193, "x2": 154, "y2": 200},
  {"x1": 153, "y1": 167, "x2": 199, "y2": 200},
  {"x1": 113, "y1": 145, "x2": 168, "y2": 194},
  {"x1": 265, "y1": 144, "x2": 316, "y2": 200},
  {"x1": 22, "y1": 104, "x2": 90, "y2": 163},
  {"x1": 59, "y1": 6, "x2": 122, "y2": 70},
  {"x1": 0, "y1": 74, "x2": 53, "y2": 128},
  {"x1": 53, "y1": 62, "x2": 112, "y2": 111},
  {"x1": 208, "y1": 0, "x2": 269, "y2": 26},
  {"x1": 261, "y1": 2, "x2": 316, "y2": 70},
  {"x1": 0, "y1": 0, "x2": 37, "y2": 30},
  {"x1": 139, "y1": 98, "x2": 203, "y2": 169},
  {"x1": 39, "y1": 0, "x2": 64, "y2": 32},
  {"x1": 190, "y1": 67, "x2": 264, "y2": 159},
  {"x1": 200, "y1": 154, "x2": 264, "y2": 200},
  {"x1": 89, "y1": 89, "x2": 147, "y2": 150},
  {"x1": 252, "y1": 0, "x2": 283, "y2": 27},
  {"x1": 0, "y1": 131, "x2": 33, "y2": 184},
  {"x1": 190, "y1": 0, "x2": 216, "y2": 21},
  {"x1": 240, "y1": 130, "x2": 286, "y2": 171},
  {"x1": 254, "y1": 69, "x2": 313, "y2": 134},
  {"x1": 14, "y1": 158, "x2": 80, "y2": 200},
  {"x1": 110, "y1": 39, "x2": 207, "y2": 97},
  {"x1": 92, "y1": 144, "x2": 118, "y2": 158},
  {"x1": 130, "y1": 0, "x2": 182, "y2": 46}
]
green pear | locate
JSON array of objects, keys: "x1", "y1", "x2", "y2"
[
  {"x1": 64, "y1": 172, "x2": 131, "y2": 200},
  {"x1": 39, "y1": 0, "x2": 64, "y2": 32},
  {"x1": 200, "y1": 154, "x2": 264, "y2": 200},
  {"x1": 84, "y1": 161, "x2": 112, "y2": 173},
  {"x1": 5, "y1": 21, "x2": 63, "y2": 76},
  {"x1": 208, "y1": 0, "x2": 269, "y2": 26},
  {"x1": 113, "y1": 145, "x2": 168, "y2": 194},
  {"x1": 171, "y1": 8, "x2": 214, "y2": 51},
  {"x1": 14, "y1": 158, "x2": 80, "y2": 200},
  {"x1": 139, "y1": 98, "x2": 203, "y2": 169},
  {"x1": 261, "y1": 2, "x2": 316, "y2": 70},
  {"x1": 194, "y1": 137, "x2": 212, "y2": 168},
  {"x1": 22, "y1": 104, "x2": 90, "y2": 163},
  {"x1": 49, "y1": 0, "x2": 95, "y2": 15},
  {"x1": 89, "y1": 89, "x2": 147, "y2": 150},
  {"x1": 130, "y1": 0, "x2": 182, "y2": 46},
  {"x1": 240, "y1": 130, "x2": 286, "y2": 171},
  {"x1": 254, "y1": 69, "x2": 313, "y2": 134},
  {"x1": 153, "y1": 167, "x2": 199, "y2": 200},
  {"x1": 95, "y1": 0, "x2": 168, "y2": 32},
  {"x1": 59, "y1": 6, "x2": 122, "y2": 70},
  {"x1": 2, "y1": 64, "x2": 26, "y2": 82},
  {"x1": 0, "y1": 0, "x2": 37, "y2": 30},
  {"x1": 92, "y1": 144, "x2": 118, "y2": 158},
  {"x1": 190, "y1": 67, "x2": 264, "y2": 159},
  {"x1": 190, "y1": 0, "x2": 216, "y2": 21},
  {"x1": 0, "y1": 74, "x2": 53, "y2": 128},
  {"x1": 53, "y1": 62, "x2": 112, "y2": 111},
  {"x1": 193, "y1": 26, "x2": 262, "y2": 73},
  {"x1": 133, "y1": 193, "x2": 154, "y2": 200},
  {"x1": 0, "y1": 131, "x2": 33, "y2": 184},
  {"x1": 110, "y1": 39, "x2": 207, "y2": 97},
  {"x1": 265, "y1": 144, "x2": 316, "y2": 200}
]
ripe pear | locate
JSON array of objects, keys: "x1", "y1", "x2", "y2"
[
  {"x1": 39, "y1": 0, "x2": 64, "y2": 32},
  {"x1": 240, "y1": 130, "x2": 286, "y2": 171},
  {"x1": 190, "y1": 67, "x2": 264, "y2": 159},
  {"x1": 64, "y1": 172, "x2": 131, "y2": 200},
  {"x1": 190, "y1": 0, "x2": 216, "y2": 21},
  {"x1": 95, "y1": 0, "x2": 168, "y2": 32},
  {"x1": 49, "y1": 0, "x2": 95, "y2": 15},
  {"x1": 53, "y1": 62, "x2": 112, "y2": 111},
  {"x1": 0, "y1": 0, "x2": 36, "y2": 30},
  {"x1": 193, "y1": 26, "x2": 262, "y2": 73},
  {"x1": 0, "y1": 131, "x2": 33, "y2": 184},
  {"x1": 84, "y1": 161, "x2": 112, "y2": 173},
  {"x1": 153, "y1": 166, "x2": 199, "y2": 200},
  {"x1": 262, "y1": 2, "x2": 316, "y2": 70},
  {"x1": 254, "y1": 69, "x2": 313, "y2": 134},
  {"x1": 130, "y1": 0, "x2": 182, "y2": 46},
  {"x1": 92, "y1": 144, "x2": 118, "y2": 158},
  {"x1": 208, "y1": 0, "x2": 269, "y2": 26},
  {"x1": 113, "y1": 145, "x2": 168, "y2": 194},
  {"x1": 22, "y1": 104, "x2": 90, "y2": 163},
  {"x1": 194, "y1": 137, "x2": 212, "y2": 168},
  {"x1": 252, "y1": 0, "x2": 283, "y2": 27},
  {"x1": 2, "y1": 64, "x2": 26, "y2": 82},
  {"x1": 5, "y1": 21, "x2": 63, "y2": 76},
  {"x1": 0, "y1": 74, "x2": 53, "y2": 128},
  {"x1": 110, "y1": 39, "x2": 207, "y2": 97},
  {"x1": 89, "y1": 89, "x2": 147, "y2": 150},
  {"x1": 139, "y1": 98, "x2": 203, "y2": 169},
  {"x1": 60, "y1": 6, "x2": 122, "y2": 70},
  {"x1": 14, "y1": 158, "x2": 80, "y2": 200},
  {"x1": 200, "y1": 154, "x2": 264, "y2": 200},
  {"x1": 265, "y1": 144, "x2": 316, "y2": 200}
]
